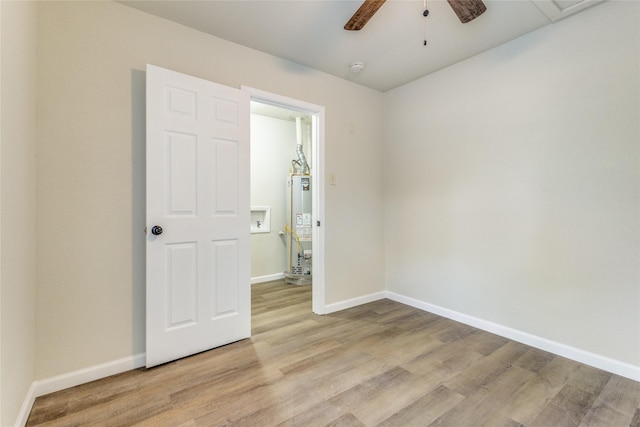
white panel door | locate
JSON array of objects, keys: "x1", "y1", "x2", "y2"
[{"x1": 145, "y1": 64, "x2": 250, "y2": 368}]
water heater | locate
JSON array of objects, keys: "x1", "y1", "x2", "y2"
[{"x1": 285, "y1": 174, "x2": 312, "y2": 285}]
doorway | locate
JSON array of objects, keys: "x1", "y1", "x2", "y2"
[{"x1": 242, "y1": 87, "x2": 325, "y2": 315}]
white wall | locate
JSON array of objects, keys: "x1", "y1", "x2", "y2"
[
  {"x1": 36, "y1": 0, "x2": 385, "y2": 380},
  {"x1": 250, "y1": 114, "x2": 295, "y2": 279},
  {"x1": 384, "y1": 0, "x2": 639, "y2": 369},
  {"x1": 0, "y1": 1, "x2": 38, "y2": 425}
]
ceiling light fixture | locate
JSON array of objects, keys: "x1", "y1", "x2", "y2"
[{"x1": 349, "y1": 61, "x2": 365, "y2": 73}]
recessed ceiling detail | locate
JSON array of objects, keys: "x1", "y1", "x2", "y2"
[{"x1": 532, "y1": 0, "x2": 604, "y2": 21}]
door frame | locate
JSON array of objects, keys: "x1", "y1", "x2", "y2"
[{"x1": 242, "y1": 86, "x2": 326, "y2": 315}]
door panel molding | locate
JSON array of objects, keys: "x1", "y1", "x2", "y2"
[{"x1": 146, "y1": 65, "x2": 250, "y2": 368}]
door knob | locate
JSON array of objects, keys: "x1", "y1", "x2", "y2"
[{"x1": 151, "y1": 225, "x2": 163, "y2": 236}]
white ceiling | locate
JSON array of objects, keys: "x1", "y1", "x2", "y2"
[{"x1": 119, "y1": 0, "x2": 604, "y2": 92}]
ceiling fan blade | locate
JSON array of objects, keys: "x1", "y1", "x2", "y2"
[
  {"x1": 344, "y1": 0, "x2": 387, "y2": 31},
  {"x1": 447, "y1": 0, "x2": 487, "y2": 23}
]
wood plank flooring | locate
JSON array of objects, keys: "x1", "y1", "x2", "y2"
[{"x1": 27, "y1": 280, "x2": 640, "y2": 426}]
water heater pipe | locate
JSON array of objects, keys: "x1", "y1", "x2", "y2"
[{"x1": 295, "y1": 116, "x2": 310, "y2": 175}]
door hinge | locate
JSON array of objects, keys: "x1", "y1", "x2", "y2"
[{"x1": 317, "y1": 220, "x2": 321, "y2": 227}]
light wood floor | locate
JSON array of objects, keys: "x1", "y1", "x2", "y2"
[{"x1": 28, "y1": 280, "x2": 640, "y2": 426}]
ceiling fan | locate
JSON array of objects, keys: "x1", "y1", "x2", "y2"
[{"x1": 344, "y1": 0, "x2": 487, "y2": 31}]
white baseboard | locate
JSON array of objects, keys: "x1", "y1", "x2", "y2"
[
  {"x1": 16, "y1": 353, "x2": 146, "y2": 427},
  {"x1": 33, "y1": 353, "x2": 146, "y2": 397},
  {"x1": 324, "y1": 291, "x2": 386, "y2": 314},
  {"x1": 251, "y1": 272, "x2": 285, "y2": 285},
  {"x1": 15, "y1": 382, "x2": 37, "y2": 427},
  {"x1": 16, "y1": 291, "x2": 638, "y2": 426},
  {"x1": 386, "y1": 291, "x2": 640, "y2": 382}
]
